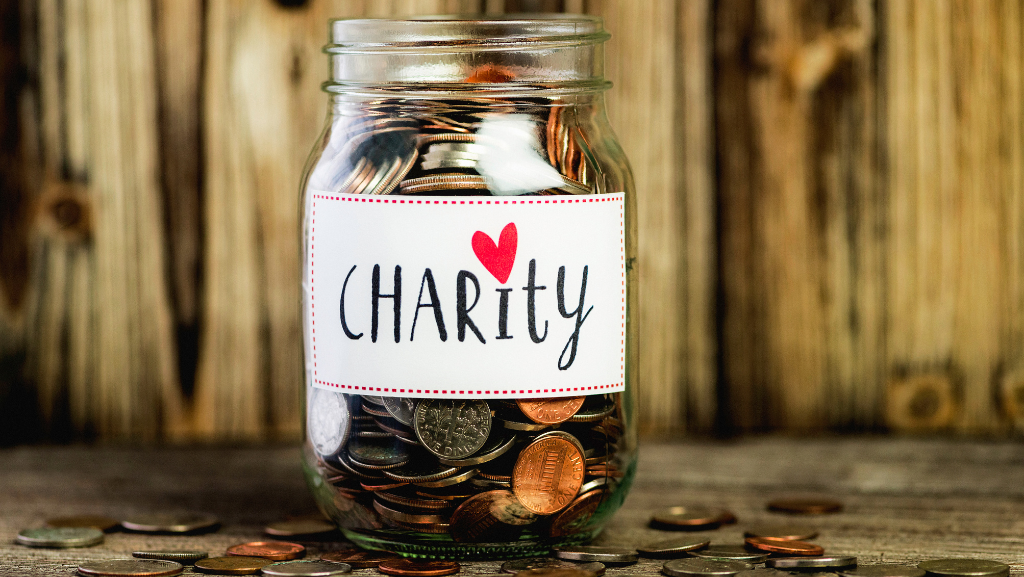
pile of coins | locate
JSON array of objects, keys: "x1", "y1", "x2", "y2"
[{"x1": 308, "y1": 391, "x2": 626, "y2": 541}]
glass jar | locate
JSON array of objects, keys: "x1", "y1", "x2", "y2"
[{"x1": 300, "y1": 16, "x2": 638, "y2": 560}]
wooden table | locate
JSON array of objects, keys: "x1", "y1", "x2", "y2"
[{"x1": 3, "y1": 438, "x2": 1024, "y2": 576}]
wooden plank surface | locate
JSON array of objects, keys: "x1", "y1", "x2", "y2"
[{"x1": 3, "y1": 438, "x2": 1024, "y2": 575}]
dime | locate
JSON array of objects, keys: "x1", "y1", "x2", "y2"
[
  {"x1": 383, "y1": 397, "x2": 417, "y2": 426},
  {"x1": 918, "y1": 560, "x2": 1009, "y2": 577},
  {"x1": 320, "y1": 550, "x2": 400, "y2": 569},
  {"x1": 414, "y1": 467, "x2": 479, "y2": 488},
  {"x1": 767, "y1": 498, "x2": 843, "y2": 515},
  {"x1": 743, "y1": 525, "x2": 819, "y2": 541},
  {"x1": 265, "y1": 519, "x2": 336, "y2": 537},
  {"x1": 553, "y1": 546, "x2": 638, "y2": 564},
  {"x1": 500, "y1": 558, "x2": 605, "y2": 575},
  {"x1": 46, "y1": 515, "x2": 120, "y2": 532},
  {"x1": 308, "y1": 388, "x2": 350, "y2": 458},
  {"x1": 767, "y1": 556, "x2": 858, "y2": 570},
  {"x1": 498, "y1": 418, "x2": 550, "y2": 432},
  {"x1": 637, "y1": 537, "x2": 712, "y2": 558},
  {"x1": 512, "y1": 433, "x2": 585, "y2": 515},
  {"x1": 414, "y1": 399, "x2": 492, "y2": 459},
  {"x1": 373, "y1": 500, "x2": 450, "y2": 525},
  {"x1": 226, "y1": 541, "x2": 306, "y2": 561},
  {"x1": 691, "y1": 546, "x2": 769, "y2": 564},
  {"x1": 650, "y1": 506, "x2": 729, "y2": 531},
  {"x1": 348, "y1": 438, "x2": 410, "y2": 467},
  {"x1": 77, "y1": 560, "x2": 184, "y2": 577},
  {"x1": 195, "y1": 556, "x2": 273, "y2": 575},
  {"x1": 261, "y1": 560, "x2": 352, "y2": 577},
  {"x1": 133, "y1": 551, "x2": 209, "y2": 563},
  {"x1": 548, "y1": 489, "x2": 606, "y2": 538},
  {"x1": 360, "y1": 479, "x2": 409, "y2": 491},
  {"x1": 375, "y1": 489, "x2": 452, "y2": 510},
  {"x1": 566, "y1": 400, "x2": 617, "y2": 423},
  {"x1": 517, "y1": 397, "x2": 586, "y2": 424},
  {"x1": 439, "y1": 434, "x2": 517, "y2": 467},
  {"x1": 121, "y1": 513, "x2": 220, "y2": 533},
  {"x1": 839, "y1": 566, "x2": 927, "y2": 577},
  {"x1": 514, "y1": 570, "x2": 599, "y2": 577},
  {"x1": 415, "y1": 485, "x2": 475, "y2": 501},
  {"x1": 662, "y1": 559, "x2": 753, "y2": 577},
  {"x1": 382, "y1": 460, "x2": 460, "y2": 483},
  {"x1": 377, "y1": 559, "x2": 461, "y2": 577},
  {"x1": 449, "y1": 490, "x2": 536, "y2": 542},
  {"x1": 745, "y1": 537, "x2": 822, "y2": 556}
]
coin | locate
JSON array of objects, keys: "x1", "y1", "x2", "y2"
[
  {"x1": 449, "y1": 490, "x2": 536, "y2": 542},
  {"x1": 638, "y1": 537, "x2": 712, "y2": 558},
  {"x1": 500, "y1": 558, "x2": 605, "y2": 575},
  {"x1": 261, "y1": 560, "x2": 352, "y2": 576},
  {"x1": 514, "y1": 570, "x2": 599, "y2": 577},
  {"x1": 320, "y1": 550, "x2": 400, "y2": 569},
  {"x1": 512, "y1": 433, "x2": 585, "y2": 515},
  {"x1": 399, "y1": 174, "x2": 489, "y2": 194},
  {"x1": 839, "y1": 566, "x2": 927, "y2": 577},
  {"x1": 767, "y1": 498, "x2": 844, "y2": 515},
  {"x1": 377, "y1": 559, "x2": 461, "y2": 577},
  {"x1": 553, "y1": 546, "x2": 638, "y2": 564},
  {"x1": 77, "y1": 560, "x2": 184, "y2": 577},
  {"x1": 650, "y1": 506, "x2": 729, "y2": 531},
  {"x1": 265, "y1": 519, "x2": 336, "y2": 537},
  {"x1": 691, "y1": 545, "x2": 769, "y2": 564},
  {"x1": 662, "y1": 559, "x2": 753, "y2": 577},
  {"x1": 195, "y1": 556, "x2": 273, "y2": 575},
  {"x1": 121, "y1": 513, "x2": 220, "y2": 533},
  {"x1": 516, "y1": 397, "x2": 585, "y2": 424},
  {"x1": 548, "y1": 489, "x2": 606, "y2": 538},
  {"x1": 17, "y1": 527, "x2": 104, "y2": 548},
  {"x1": 133, "y1": 551, "x2": 210, "y2": 563},
  {"x1": 382, "y1": 460, "x2": 460, "y2": 483},
  {"x1": 918, "y1": 560, "x2": 1009, "y2": 577},
  {"x1": 744, "y1": 525, "x2": 819, "y2": 541},
  {"x1": 373, "y1": 500, "x2": 450, "y2": 525},
  {"x1": 439, "y1": 434, "x2": 517, "y2": 467},
  {"x1": 767, "y1": 556, "x2": 858, "y2": 570},
  {"x1": 745, "y1": 537, "x2": 824, "y2": 556},
  {"x1": 736, "y1": 570, "x2": 793, "y2": 577},
  {"x1": 309, "y1": 388, "x2": 351, "y2": 458},
  {"x1": 226, "y1": 541, "x2": 306, "y2": 561},
  {"x1": 347, "y1": 437, "x2": 410, "y2": 467},
  {"x1": 414, "y1": 399, "x2": 492, "y2": 459},
  {"x1": 383, "y1": 397, "x2": 417, "y2": 426},
  {"x1": 414, "y1": 467, "x2": 479, "y2": 488},
  {"x1": 46, "y1": 515, "x2": 120, "y2": 532}
]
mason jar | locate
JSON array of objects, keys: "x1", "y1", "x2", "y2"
[{"x1": 300, "y1": 15, "x2": 638, "y2": 560}]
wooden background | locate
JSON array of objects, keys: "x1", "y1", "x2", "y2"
[{"x1": 1, "y1": 0, "x2": 1022, "y2": 443}]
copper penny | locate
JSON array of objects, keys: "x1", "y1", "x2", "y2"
[
  {"x1": 650, "y1": 506, "x2": 729, "y2": 530},
  {"x1": 227, "y1": 541, "x2": 305, "y2": 561},
  {"x1": 47, "y1": 515, "x2": 120, "y2": 532},
  {"x1": 265, "y1": 519, "x2": 336, "y2": 537},
  {"x1": 512, "y1": 432, "x2": 585, "y2": 515},
  {"x1": 77, "y1": 560, "x2": 184, "y2": 577},
  {"x1": 195, "y1": 556, "x2": 273, "y2": 575},
  {"x1": 448, "y1": 490, "x2": 536, "y2": 542},
  {"x1": 548, "y1": 489, "x2": 606, "y2": 538},
  {"x1": 377, "y1": 559, "x2": 460, "y2": 577},
  {"x1": 744, "y1": 525, "x2": 819, "y2": 541},
  {"x1": 516, "y1": 397, "x2": 585, "y2": 424},
  {"x1": 767, "y1": 498, "x2": 843, "y2": 515},
  {"x1": 745, "y1": 537, "x2": 824, "y2": 556},
  {"x1": 320, "y1": 550, "x2": 399, "y2": 569}
]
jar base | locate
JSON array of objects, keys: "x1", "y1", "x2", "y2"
[{"x1": 342, "y1": 528, "x2": 598, "y2": 561}]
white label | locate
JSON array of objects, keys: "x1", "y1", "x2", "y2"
[{"x1": 305, "y1": 191, "x2": 625, "y2": 399}]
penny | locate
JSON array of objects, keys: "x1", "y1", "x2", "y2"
[
  {"x1": 17, "y1": 526, "x2": 104, "y2": 548},
  {"x1": 308, "y1": 388, "x2": 351, "y2": 458},
  {"x1": 383, "y1": 397, "x2": 417, "y2": 426},
  {"x1": 121, "y1": 513, "x2": 220, "y2": 533},
  {"x1": 133, "y1": 551, "x2": 210, "y2": 563},
  {"x1": 839, "y1": 566, "x2": 927, "y2": 577},
  {"x1": 414, "y1": 399, "x2": 492, "y2": 459},
  {"x1": 227, "y1": 541, "x2": 306, "y2": 561},
  {"x1": 449, "y1": 490, "x2": 536, "y2": 542},
  {"x1": 195, "y1": 556, "x2": 273, "y2": 575},
  {"x1": 261, "y1": 560, "x2": 353, "y2": 576},
  {"x1": 516, "y1": 397, "x2": 586, "y2": 424},
  {"x1": 691, "y1": 545, "x2": 769, "y2": 564},
  {"x1": 553, "y1": 546, "x2": 638, "y2": 564},
  {"x1": 662, "y1": 559, "x2": 753, "y2": 577},
  {"x1": 767, "y1": 556, "x2": 858, "y2": 570},
  {"x1": 918, "y1": 560, "x2": 1009, "y2": 577},
  {"x1": 548, "y1": 489, "x2": 606, "y2": 538},
  {"x1": 514, "y1": 570, "x2": 599, "y2": 577},
  {"x1": 500, "y1": 558, "x2": 605, "y2": 576},
  {"x1": 265, "y1": 519, "x2": 336, "y2": 537},
  {"x1": 513, "y1": 433, "x2": 585, "y2": 515},
  {"x1": 638, "y1": 537, "x2": 712, "y2": 558},
  {"x1": 77, "y1": 560, "x2": 184, "y2": 577},
  {"x1": 46, "y1": 515, "x2": 120, "y2": 532},
  {"x1": 767, "y1": 498, "x2": 844, "y2": 515},
  {"x1": 320, "y1": 550, "x2": 400, "y2": 569},
  {"x1": 745, "y1": 537, "x2": 824, "y2": 556},
  {"x1": 651, "y1": 506, "x2": 729, "y2": 531},
  {"x1": 744, "y1": 525, "x2": 819, "y2": 541},
  {"x1": 377, "y1": 559, "x2": 461, "y2": 577}
]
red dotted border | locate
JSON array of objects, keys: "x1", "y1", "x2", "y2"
[{"x1": 309, "y1": 191, "x2": 627, "y2": 398}]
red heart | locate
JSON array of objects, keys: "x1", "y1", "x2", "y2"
[{"x1": 472, "y1": 223, "x2": 518, "y2": 284}]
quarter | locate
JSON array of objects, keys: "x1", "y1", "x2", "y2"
[
  {"x1": 260, "y1": 560, "x2": 353, "y2": 576},
  {"x1": 553, "y1": 546, "x2": 638, "y2": 564},
  {"x1": 662, "y1": 558, "x2": 753, "y2": 577},
  {"x1": 77, "y1": 560, "x2": 184, "y2": 577},
  {"x1": 918, "y1": 560, "x2": 1010, "y2": 577},
  {"x1": 17, "y1": 527, "x2": 104, "y2": 548}
]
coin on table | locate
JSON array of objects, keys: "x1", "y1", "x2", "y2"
[
  {"x1": 651, "y1": 506, "x2": 730, "y2": 530},
  {"x1": 839, "y1": 565, "x2": 927, "y2": 577},
  {"x1": 767, "y1": 498, "x2": 843, "y2": 515},
  {"x1": 133, "y1": 551, "x2": 209, "y2": 564},
  {"x1": 918, "y1": 560, "x2": 1009, "y2": 577},
  {"x1": 195, "y1": 556, "x2": 273, "y2": 575},
  {"x1": 516, "y1": 397, "x2": 586, "y2": 424},
  {"x1": 744, "y1": 525, "x2": 819, "y2": 541},
  {"x1": 414, "y1": 399, "x2": 491, "y2": 459},
  {"x1": 553, "y1": 546, "x2": 638, "y2": 564},
  {"x1": 265, "y1": 519, "x2": 336, "y2": 537},
  {"x1": 17, "y1": 527, "x2": 104, "y2": 548},
  {"x1": 308, "y1": 388, "x2": 351, "y2": 458},
  {"x1": 77, "y1": 559, "x2": 184, "y2": 577},
  {"x1": 227, "y1": 541, "x2": 305, "y2": 561},
  {"x1": 377, "y1": 558, "x2": 461, "y2": 577},
  {"x1": 691, "y1": 545, "x2": 768, "y2": 564},
  {"x1": 501, "y1": 558, "x2": 605, "y2": 575},
  {"x1": 745, "y1": 537, "x2": 823, "y2": 556},
  {"x1": 513, "y1": 432, "x2": 585, "y2": 515},
  {"x1": 261, "y1": 560, "x2": 352, "y2": 576},
  {"x1": 767, "y1": 556, "x2": 857, "y2": 570},
  {"x1": 514, "y1": 569, "x2": 599, "y2": 577},
  {"x1": 46, "y1": 515, "x2": 120, "y2": 532},
  {"x1": 638, "y1": 537, "x2": 712, "y2": 558},
  {"x1": 320, "y1": 550, "x2": 399, "y2": 569},
  {"x1": 662, "y1": 558, "x2": 753, "y2": 577},
  {"x1": 121, "y1": 513, "x2": 220, "y2": 533}
]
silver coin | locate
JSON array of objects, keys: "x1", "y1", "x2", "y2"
[
  {"x1": 382, "y1": 397, "x2": 417, "y2": 427},
  {"x1": 918, "y1": 560, "x2": 1009, "y2": 577},
  {"x1": 420, "y1": 158, "x2": 479, "y2": 170},
  {"x1": 261, "y1": 560, "x2": 353, "y2": 576},
  {"x1": 768, "y1": 557, "x2": 858, "y2": 570},
  {"x1": 347, "y1": 437, "x2": 410, "y2": 466},
  {"x1": 839, "y1": 566, "x2": 927, "y2": 577},
  {"x1": 692, "y1": 546, "x2": 769, "y2": 564},
  {"x1": 16, "y1": 527, "x2": 104, "y2": 548},
  {"x1": 439, "y1": 434, "x2": 517, "y2": 467},
  {"x1": 638, "y1": 537, "x2": 712, "y2": 558},
  {"x1": 362, "y1": 395, "x2": 385, "y2": 405},
  {"x1": 132, "y1": 551, "x2": 209, "y2": 563},
  {"x1": 501, "y1": 558, "x2": 605, "y2": 575},
  {"x1": 663, "y1": 558, "x2": 753, "y2": 577},
  {"x1": 77, "y1": 559, "x2": 184, "y2": 577},
  {"x1": 120, "y1": 513, "x2": 220, "y2": 533},
  {"x1": 553, "y1": 546, "x2": 638, "y2": 564},
  {"x1": 308, "y1": 388, "x2": 350, "y2": 458},
  {"x1": 426, "y1": 142, "x2": 487, "y2": 155},
  {"x1": 736, "y1": 570, "x2": 795, "y2": 577},
  {"x1": 414, "y1": 399, "x2": 492, "y2": 459}
]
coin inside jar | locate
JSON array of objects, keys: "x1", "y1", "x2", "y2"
[
  {"x1": 448, "y1": 489, "x2": 536, "y2": 542},
  {"x1": 414, "y1": 399, "x2": 492, "y2": 459},
  {"x1": 548, "y1": 489, "x2": 607, "y2": 538},
  {"x1": 195, "y1": 556, "x2": 274, "y2": 575},
  {"x1": 513, "y1": 432, "x2": 585, "y2": 515},
  {"x1": 308, "y1": 389, "x2": 351, "y2": 458},
  {"x1": 226, "y1": 542, "x2": 306, "y2": 561},
  {"x1": 516, "y1": 397, "x2": 585, "y2": 424},
  {"x1": 77, "y1": 560, "x2": 184, "y2": 577}
]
